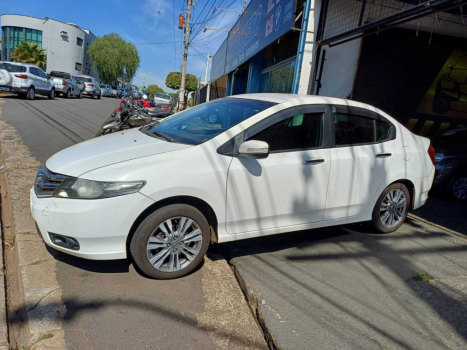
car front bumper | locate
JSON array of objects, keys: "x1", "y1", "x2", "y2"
[{"x1": 30, "y1": 188, "x2": 154, "y2": 260}]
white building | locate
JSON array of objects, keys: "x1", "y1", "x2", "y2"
[{"x1": 1, "y1": 14, "x2": 97, "y2": 77}]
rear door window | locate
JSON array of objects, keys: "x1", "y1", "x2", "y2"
[
  {"x1": 0, "y1": 63, "x2": 26, "y2": 72},
  {"x1": 248, "y1": 113, "x2": 323, "y2": 152}
]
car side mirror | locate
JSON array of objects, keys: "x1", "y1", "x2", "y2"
[{"x1": 238, "y1": 140, "x2": 269, "y2": 159}]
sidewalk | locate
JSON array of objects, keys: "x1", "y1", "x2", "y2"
[
  {"x1": 224, "y1": 219, "x2": 467, "y2": 349},
  {"x1": 0, "y1": 224, "x2": 10, "y2": 350}
]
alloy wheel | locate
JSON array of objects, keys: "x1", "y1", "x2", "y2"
[
  {"x1": 30, "y1": 88, "x2": 35, "y2": 100},
  {"x1": 452, "y1": 177, "x2": 467, "y2": 200},
  {"x1": 146, "y1": 216, "x2": 202, "y2": 273},
  {"x1": 380, "y1": 189, "x2": 407, "y2": 228}
]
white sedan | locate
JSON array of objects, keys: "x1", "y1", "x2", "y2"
[{"x1": 30, "y1": 94, "x2": 435, "y2": 279}]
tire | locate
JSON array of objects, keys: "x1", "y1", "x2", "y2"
[
  {"x1": 65, "y1": 89, "x2": 71, "y2": 99},
  {"x1": 92, "y1": 92, "x2": 98, "y2": 99},
  {"x1": 26, "y1": 87, "x2": 35, "y2": 100},
  {"x1": 371, "y1": 183, "x2": 410, "y2": 233},
  {"x1": 48, "y1": 88, "x2": 55, "y2": 100},
  {"x1": 98, "y1": 93, "x2": 101, "y2": 100},
  {"x1": 78, "y1": 91, "x2": 82, "y2": 99},
  {"x1": 130, "y1": 204, "x2": 210, "y2": 279},
  {"x1": 448, "y1": 173, "x2": 467, "y2": 201}
]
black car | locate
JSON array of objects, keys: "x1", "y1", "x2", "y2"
[{"x1": 432, "y1": 127, "x2": 467, "y2": 200}]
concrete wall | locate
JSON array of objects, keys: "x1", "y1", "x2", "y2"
[{"x1": 1, "y1": 14, "x2": 98, "y2": 79}]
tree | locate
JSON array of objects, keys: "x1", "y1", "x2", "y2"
[
  {"x1": 88, "y1": 33, "x2": 140, "y2": 84},
  {"x1": 165, "y1": 72, "x2": 198, "y2": 93},
  {"x1": 10, "y1": 41, "x2": 46, "y2": 66},
  {"x1": 146, "y1": 84, "x2": 165, "y2": 97},
  {"x1": 169, "y1": 92, "x2": 179, "y2": 100}
]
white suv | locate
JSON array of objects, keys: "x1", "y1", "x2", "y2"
[
  {"x1": 0, "y1": 61, "x2": 55, "y2": 100},
  {"x1": 30, "y1": 94, "x2": 435, "y2": 279}
]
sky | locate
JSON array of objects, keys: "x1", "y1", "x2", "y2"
[{"x1": 0, "y1": 0, "x2": 247, "y2": 92}]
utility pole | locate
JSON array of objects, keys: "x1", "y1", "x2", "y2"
[
  {"x1": 204, "y1": 52, "x2": 210, "y2": 85},
  {"x1": 180, "y1": 0, "x2": 192, "y2": 110}
]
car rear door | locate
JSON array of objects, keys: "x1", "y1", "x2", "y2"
[
  {"x1": 28, "y1": 67, "x2": 43, "y2": 91},
  {"x1": 226, "y1": 105, "x2": 332, "y2": 234},
  {"x1": 323, "y1": 105, "x2": 396, "y2": 220}
]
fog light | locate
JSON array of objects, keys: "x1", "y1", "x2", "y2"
[{"x1": 48, "y1": 233, "x2": 80, "y2": 251}]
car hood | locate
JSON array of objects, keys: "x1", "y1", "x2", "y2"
[{"x1": 46, "y1": 128, "x2": 192, "y2": 177}]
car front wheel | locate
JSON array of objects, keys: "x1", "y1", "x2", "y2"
[
  {"x1": 48, "y1": 88, "x2": 55, "y2": 100},
  {"x1": 130, "y1": 204, "x2": 210, "y2": 279},
  {"x1": 371, "y1": 183, "x2": 409, "y2": 233}
]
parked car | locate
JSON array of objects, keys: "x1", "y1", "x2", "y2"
[
  {"x1": 432, "y1": 127, "x2": 467, "y2": 200},
  {"x1": 111, "y1": 86, "x2": 119, "y2": 98},
  {"x1": 433, "y1": 55, "x2": 467, "y2": 114},
  {"x1": 50, "y1": 71, "x2": 82, "y2": 99},
  {"x1": 153, "y1": 92, "x2": 173, "y2": 106},
  {"x1": 31, "y1": 95, "x2": 435, "y2": 279},
  {"x1": 0, "y1": 61, "x2": 55, "y2": 100},
  {"x1": 100, "y1": 84, "x2": 112, "y2": 97},
  {"x1": 75, "y1": 75, "x2": 101, "y2": 99}
]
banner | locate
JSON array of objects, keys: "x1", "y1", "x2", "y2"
[{"x1": 224, "y1": 0, "x2": 296, "y2": 73}]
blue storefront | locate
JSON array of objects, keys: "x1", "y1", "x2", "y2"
[{"x1": 210, "y1": 0, "x2": 314, "y2": 97}]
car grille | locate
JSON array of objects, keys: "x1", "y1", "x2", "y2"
[{"x1": 35, "y1": 167, "x2": 67, "y2": 198}]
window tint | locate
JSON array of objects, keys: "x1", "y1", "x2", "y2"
[
  {"x1": 334, "y1": 113, "x2": 375, "y2": 145},
  {"x1": 249, "y1": 113, "x2": 323, "y2": 152},
  {"x1": 155, "y1": 93, "x2": 170, "y2": 99},
  {"x1": 375, "y1": 119, "x2": 394, "y2": 142},
  {"x1": 0, "y1": 63, "x2": 26, "y2": 72},
  {"x1": 37, "y1": 69, "x2": 47, "y2": 79},
  {"x1": 29, "y1": 67, "x2": 39, "y2": 76}
]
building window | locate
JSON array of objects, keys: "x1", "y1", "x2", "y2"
[
  {"x1": 25, "y1": 29, "x2": 42, "y2": 48},
  {"x1": 3, "y1": 27, "x2": 43, "y2": 61},
  {"x1": 75, "y1": 62, "x2": 82, "y2": 71},
  {"x1": 76, "y1": 37, "x2": 83, "y2": 47},
  {"x1": 259, "y1": 58, "x2": 296, "y2": 93}
]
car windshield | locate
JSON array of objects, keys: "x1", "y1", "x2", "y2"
[
  {"x1": 112, "y1": 86, "x2": 118, "y2": 89},
  {"x1": 156, "y1": 93, "x2": 170, "y2": 100},
  {"x1": 0, "y1": 63, "x2": 26, "y2": 72},
  {"x1": 99, "y1": 84, "x2": 106, "y2": 88},
  {"x1": 76, "y1": 77, "x2": 92, "y2": 83},
  {"x1": 50, "y1": 71, "x2": 69, "y2": 79},
  {"x1": 438, "y1": 128, "x2": 467, "y2": 146},
  {"x1": 141, "y1": 98, "x2": 275, "y2": 145}
]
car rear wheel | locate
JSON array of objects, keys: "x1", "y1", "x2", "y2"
[
  {"x1": 78, "y1": 91, "x2": 82, "y2": 99},
  {"x1": 130, "y1": 204, "x2": 210, "y2": 279},
  {"x1": 26, "y1": 87, "x2": 35, "y2": 100},
  {"x1": 48, "y1": 88, "x2": 55, "y2": 100},
  {"x1": 371, "y1": 183, "x2": 409, "y2": 233},
  {"x1": 65, "y1": 89, "x2": 71, "y2": 99},
  {"x1": 449, "y1": 174, "x2": 467, "y2": 201}
]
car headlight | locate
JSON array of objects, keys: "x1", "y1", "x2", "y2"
[{"x1": 54, "y1": 178, "x2": 145, "y2": 199}]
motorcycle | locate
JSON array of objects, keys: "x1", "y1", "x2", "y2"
[{"x1": 96, "y1": 93, "x2": 164, "y2": 137}]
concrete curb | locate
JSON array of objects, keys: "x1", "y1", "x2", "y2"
[
  {"x1": 0, "y1": 99, "x2": 66, "y2": 349},
  {"x1": 0, "y1": 222, "x2": 10, "y2": 349},
  {"x1": 408, "y1": 213, "x2": 466, "y2": 241}
]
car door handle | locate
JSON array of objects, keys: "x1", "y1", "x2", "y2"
[
  {"x1": 302, "y1": 159, "x2": 325, "y2": 165},
  {"x1": 376, "y1": 153, "x2": 392, "y2": 158}
]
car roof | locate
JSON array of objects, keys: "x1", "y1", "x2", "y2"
[
  {"x1": 0, "y1": 61, "x2": 37, "y2": 67},
  {"x1": 228, "y1": 93, "x2": 391, "y2": 118}
]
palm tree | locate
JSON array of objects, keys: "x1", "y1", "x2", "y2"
[{"x1": 10, "y1": 41, "x2": 47, "y2": 67}]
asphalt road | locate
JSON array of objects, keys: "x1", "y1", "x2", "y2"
[{"x1": 0, "y1": 95, "x2": 267, "y2": 350}]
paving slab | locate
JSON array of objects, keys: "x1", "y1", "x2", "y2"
[{"x1": 224, "y1": 219, "x2": 467, "y2": 350}]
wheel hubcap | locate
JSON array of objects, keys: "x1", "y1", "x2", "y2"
[
  {"x1": 146, "y1": 216, "x2": 202, "y2": 273},
  {"x1": 380, "y1": 189, "x2": 407, "y2": 228},
  {"x1": 453, "y1": 177, "x2": 467, "y2": 199}
]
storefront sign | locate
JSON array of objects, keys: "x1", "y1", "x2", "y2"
[
  {"x1": 210, "y1": 39, "x2": 228, "y2": 83},
  {"x1": 224, "y1": 0, "x2": 296, "y2": 74}
]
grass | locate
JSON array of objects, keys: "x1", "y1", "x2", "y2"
[
  {"x1": 413, "y1": 272, "x2": 434, "y2": 282},
  {"x1": 39, "y1": 333, "x2": 54, "y2": 340}
]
